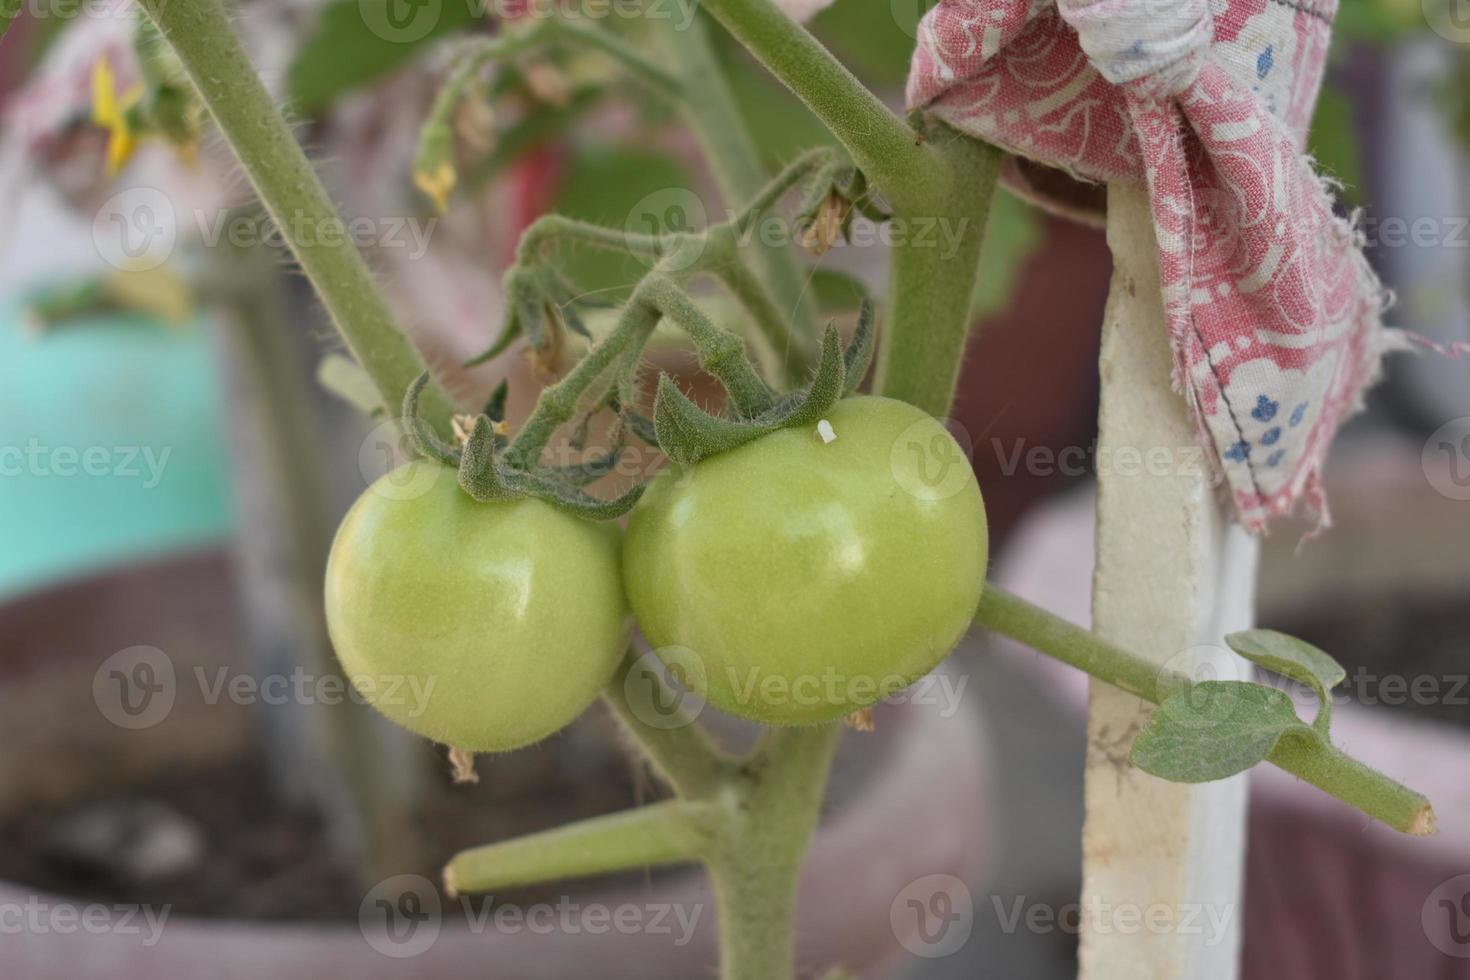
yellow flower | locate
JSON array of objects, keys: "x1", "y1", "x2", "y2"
[
  {"x1": 414, "y1": 158, "x2": 457, "y2": 214},
  {"x1": 91, "y1": 59, "x2": 144, "y2": 175}
]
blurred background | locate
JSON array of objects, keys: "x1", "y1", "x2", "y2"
[{"x1": 0, "y1": 0, "x2": 1467, "y2": 977}]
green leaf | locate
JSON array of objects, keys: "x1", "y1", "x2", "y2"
[
  {"x1": 783, "y1": 324, "x2": 846, "y2": 426},
  {"x1": 1131, "y1": 681, "x2": 1318, "y2": 783},
  {"x1": 287, "y1": 0, "x2": 482, "y2": 112},
  {"x1": 403, "y1": 372, "x2": 461, "y2": 465},
  {"x1": 842, "y1": 300, "x2": 875, "y2": 396},
  {"x1": 653, "y1": 374, "x2": 770, "y2": 465},
  {"x1": 1225, "y1": 629, "x2": 1344, "y2": 734}
]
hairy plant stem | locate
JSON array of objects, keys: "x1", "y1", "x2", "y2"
[
  {"x1": 692, "y1": 0, "x2": 1002, "y2": 416},
  {"x1": 134, "y1": 0, "x2": 457, "y2": 432},
  {"x1": 878, "y1": 132, "x2": 1001, "y2": 415},
  {"x1": 697, "y1": 0, "x2": 943, "y2": 214},
  {"x1": 974, "y1": 587, "x2": 1435, "y2": 835},
  {"x1": 653, "y1": 0, "x2": 820, "y2": 362}
]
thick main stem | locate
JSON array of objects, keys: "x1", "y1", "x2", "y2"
[
  {"x1": 135, "y1": 0, "x2": 456, "y2": 431},
  {"x1": 708, "y1": 724, "x2": 842, "y2": 980},
  {"x1": 879, "y1": 132, "x2": 1002, "y2": 416},
  {"x1": 697, "y1": 0, "x2": 943, "y2": 214}
]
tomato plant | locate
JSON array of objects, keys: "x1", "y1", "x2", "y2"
[
  {"x1": 625, "y1": 395, "x2": 988, "y2": 723},
  {"x1": 324, "y1": 460, "x2": 628, "y2": 752}
]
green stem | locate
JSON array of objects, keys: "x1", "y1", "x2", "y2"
[
  {"x1": 135, "y1": 0, "x2": 456, "y2": 432},
  {"x1": 878, "y1": 132, "x2": 1002, "y2": 416},
  {"x1": 708, "y1": 724, "x2": 842, "y2": 980},
  {"x1": 444, "y1": 799, "x2": 722, "y2": 896},
  {"x1": 974, "y1": 587, "x2": 1435, "y2": 835},
  {"x1": 653, "y1": 0, "x2": 819, "y2": 356},
  {"x1": 603, "y1": 650, "x2": 738, "y2": 799},
  {"x1": 696, "y1": 0, "x2": 942, "y2": 214}
]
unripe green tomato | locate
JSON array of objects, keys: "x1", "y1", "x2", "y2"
[
  {"x1": 624, "y1": 396, "x2": 987, "y2": 725},
  {"x1": 324, "y1": 461, "x2": 629, "y2": 752}
]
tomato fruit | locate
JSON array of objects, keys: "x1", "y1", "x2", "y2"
[
  {"x1": 623, "y1": 396, "x2": 987, "y2": 725},
  {"x1": 325, "y1": 461, "x2": 629, "y2": 751}
]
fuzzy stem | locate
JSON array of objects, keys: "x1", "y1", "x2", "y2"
[
  {"x1": 973, "y1": 587, "x2": 1435, "y2": 835},
  {"x1": 134, "y1": 0, "x2": 456, "y2": 431},
  {"x1": 708, "y1": 724, "x2": 842, "y2": 980},
  {"x1": 878, "y1": 132, "x2": 1002, "y2": 416},
  {"x1": 653, "y1": 0, "x2": 819, "y2": 357},
  {"x1": 696, "y1": 0, "x2": 943, "y2": 214},
  {"x1": 444, "y1": 800, "x2": 723, "y2": 896},
  {"x1": 603, "y1": 649, "x2": 738, "y2": 799}
]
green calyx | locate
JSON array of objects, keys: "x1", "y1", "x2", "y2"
[
  {"x1": 652, "y1": 300, "x2": 874, "y2": 467},
  {"x1": 403, "y1": 373, "x2": 643, "y2": 520}
]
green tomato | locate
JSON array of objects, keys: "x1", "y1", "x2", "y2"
[
  {"x1": 325, "y1": 461, "x2": 629, "y2": 752},
  {"x1": 624, "y1": 396, "x2": 987, "y2": 725}
]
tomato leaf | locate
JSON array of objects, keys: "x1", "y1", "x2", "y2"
[
  {"x1": 1225, "y1": 630, "x2": 1344, "y2": 734},
  {"x1": 841, "y1": 300, "x2": 875, "y2": 397},
  {"x1": 1130, "y1": 681, "x2": 1319, "y2": 783}
]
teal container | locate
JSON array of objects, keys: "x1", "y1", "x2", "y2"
[{"x1": 0, "y1": 301, "x2": 235, "y2": 598}]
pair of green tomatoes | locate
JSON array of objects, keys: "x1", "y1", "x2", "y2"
[{"x1": 324, "y1": 396, "x2": 988, "y2": 752}]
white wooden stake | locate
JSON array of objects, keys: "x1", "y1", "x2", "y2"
[{"x1": 1078, "y1": 184, "x2": 1259, "y2": 980}]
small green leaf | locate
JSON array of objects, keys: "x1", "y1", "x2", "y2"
[
  {"x1": 544, "y1": 449, "x2": 622, "y2": 487},
  {"x1": 457, "y1": 417, "x2": 519, "y2": 503},
  {"x1": 403, "y1": 372, "x2": 461, "y2": 466},
  {"x1": 842, "y1": 300, "x2": 875, "y2": 397},
  {"x1": 652, "y1": 375, "x2": 769, "y2": 466},
  {"x1": 1131, "y1": 681, "x2": 1318, "y2": 783},
  {"x1": 482, "y1": 380, "x2": 509, "y2": 422},
  {"x1": 465, "y1": 314, "x2": 522, "y2": 367},
  {"x1": 1225, "y1": 630, "x2": 1344, "y2": 734},
  {"x1": 782, "y1": 324, "x2": 846, "y2": 427}
]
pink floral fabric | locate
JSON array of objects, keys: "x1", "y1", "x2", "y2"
[{"x1": 908, "y1": 0, "x2": 1390, "y2": 531}]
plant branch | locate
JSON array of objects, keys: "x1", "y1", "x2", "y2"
[
  {"x1": 603, "y1": 650, "x2": 738, "y2": 798},
  {"x1": 696, "y1": 0, "x2": 942, "y2": 213},
  {"x1": 973, "y1": 586, "x2": 1435, "y2": 835},
  {"x1": 877, "y1": 131, "x2": 1002, "y2": 416},
  {"x1": 652, "y1": 0, "x2": 820, "y2": 349},
  {"x1": 135, "y1": 0, "x2": 457, "y2": 432},
  {"x1": 708, "y1": 723, "x2": 842, "y2": 980},
  {"x1": 444, "y1": 799, "x2": 723, "y2": 896}
]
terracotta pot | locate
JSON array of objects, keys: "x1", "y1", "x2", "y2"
[{"x1": 0, "y1": 549, "x2": 991, "y2": 978}]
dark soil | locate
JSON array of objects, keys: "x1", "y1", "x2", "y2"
[{"x1": 0, "y1": 704, "x2": 663, "y2": 922}]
